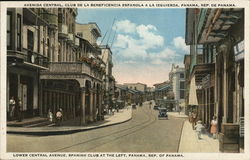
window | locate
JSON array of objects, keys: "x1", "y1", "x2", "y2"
[
  {"x1": 27, "y1": 30, "x2": 34, "y2": 50},
  {"x1": 180, "y1": 81, "x2": 185, "y2": 89},
  {"x1": 180, "y1": 73, "x2": 184, "y2": 79},
  {"x1": 17, "y1": 14, "x2": 21, "y2": 51},
  {"x1": 7, "y1": 11, "x2": 12, "y2": 50},
  {"x1": 180, "y1": 90, "x2": 185, "y2": 99},
  {"x1": 196, "y1": 45, "x2": 203, "y2": 55}
]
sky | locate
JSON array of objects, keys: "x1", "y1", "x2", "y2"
[{"x1": 76, "y1": 8, "x2": 189, "y2": 87}]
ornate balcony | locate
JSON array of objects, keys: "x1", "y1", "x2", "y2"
[
  {"x1": 58, "y1": 23, "x2": 68, "y2": 39},
  {"x1": 40, "y1": 62, "x2": 103, "y2": 81},
  {"x1": 75, "y1": 37, "x2": 80, "y2": 46},
  {"x1": 7, "y1": 49, "x2": 49, "y2": 69},
  {"x1": 41, "y1": 12, "x2": 58, "y2": 28},
  {"x1": 67, "y1": 33, "x2": 74, "y2": 44}
]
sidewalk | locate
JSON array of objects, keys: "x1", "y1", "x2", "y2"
[
  {"x1": 178, "y1": 120, "x2": 219, "y2": 152},
  {"x1": 7, "y1": 107, "x2": 132, "y2": 136}
]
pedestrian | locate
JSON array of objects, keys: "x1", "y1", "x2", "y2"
[
  {"x1": 191, "y1": 110, "x2": 198, "y2": 130},
  {"x1": 188, "y1": 111, "x2": 192, "y2": 123},
  {"x1": 56, "y1": 108, "x2": 63, "y2": 126},
  {"x1": 17, "y1": 99, "x2": 23, "y2": 122},
  {"x1": 210, "y1": 115, "x2": 218, "y2": 139},
  {"x1": 195, "y1": 120, "x2": 204, "y2": 140},
  {"x1": 47, "y1": 109, "x2": 53, "y2": 122},
  {"x1": 9, "y1": 96, "x2": 16, "y2": 120}
]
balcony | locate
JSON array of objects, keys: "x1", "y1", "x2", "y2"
[
  {"x1": 41, "y1": 62, "x2": 103, "y2": 80},
  {"x1": 41, "y1": 12, "x2": 58, "y2": 28},
  {"x1": 67, "y1": 33, "x2": 74, "y2": 44},
  {"x1": 23, "y1": 8, "x2": 48, "y2": 26},
  {"x1": 7, "y1": 49, "x2": 48, "y2": 69},
  {"x1": 75, "y1": 37, "x2": 80, "y2": 46},
  {"x1": 197, "y1": 8, "x2": 243, "y2": 43},
  {"x1": 58, "y1": 23, "x2": 68, "y2": 39},
  {"x1": 197, "y1": 9, "x2": 209, "y2": 39}
]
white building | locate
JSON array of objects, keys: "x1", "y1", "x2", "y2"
[
  {"x1": 169, "y1": 64, "x2": 186, "y2": 111},
  {"x1": 123, "y1": 83, "x2": 147, "y2": 92}
]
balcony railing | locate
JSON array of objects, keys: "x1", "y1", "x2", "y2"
[
  {"x1": 58, "y1": 23, "x2": 68, "y2": 39},
  {"x1": 8, "y1": 49, "x2": 49, "y2": 68},
  {"x1": 46, "y1": 62, "x2": 103, "y2": 80},
  {"x1": 75, "y1": 37, "x2": 80, "y2": 46},
  {"x1": 67, "y1": 33, "x2": 74, "y2": 44},
  {"x1": 41, "y1": 12, "x2": 58, "y2": 27}
]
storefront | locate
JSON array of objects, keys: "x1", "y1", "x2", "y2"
[{"x1": 7, "y1": 65, "x2": 41, "y2": 120}]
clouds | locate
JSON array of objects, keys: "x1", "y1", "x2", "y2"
[
  {"x1": 113, "y1": 20, "x2": 137, "y2": 33},
  {"x1": 173, "y1": 36, "x2": 190, "y2": 52},
  {"x1": 112, "y1": 19, "x2": 189, "y2": 86},
  {"x1": 113, "y1": 19, "x2": 188, "y2": 64}
]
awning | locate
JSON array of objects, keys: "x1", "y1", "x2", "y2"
[{"x1": 188, "y1": 75, "x2": 198, "y2": 105}]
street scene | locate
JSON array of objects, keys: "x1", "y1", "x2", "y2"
[{"x1": 6, "y1": 7, "x2": 244, "y2": 153}]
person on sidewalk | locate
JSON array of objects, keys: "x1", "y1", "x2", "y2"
[
  {"x1": 195, "y1": 120, "x2": 205, "y2": 140},
  {"x1": 17, "y1": 99, "x2": 23, "y2": 122},
  {"x1": 47, "y1": 109, "x2": 53, "y2": 122},
  {"x1": 9, "y1": 96, "x2": 16, "y2": 120},
  {"x1": 188, "y1": 111, "x2": 192, "y2": 123},
  {"x1": 210, "y1": 116, "x2": 218, "y2": 139},
  {"x1": 56, "y1": 109, "x2": 63, "y2": 126},
  {"x1": 191, "y1": 110, "x2": 198, "y2": 130}
]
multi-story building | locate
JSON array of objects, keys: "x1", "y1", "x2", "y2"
[
  {"x1": 99, "y1": 45, "x2": 115, "y2": 110},
  {"x1": 7, "y1": 8, "x2": 53, "y2": 120},
  {"x1": 7, "y1": 8, "x2": 106, "y2": 125},
  {"x1": 153, "y1": 81, "x2": 171, "y2": 100},
  {"x1": 123, "y1": 83, "x2": 147, "y2": 92},
  {"x1": 185, "y1": 8, "x2": 244, "y2": 152},
  {"x1": 169, "y1": 64, "x2": 186, "y2": 112}
]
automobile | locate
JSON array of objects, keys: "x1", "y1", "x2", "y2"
[
  {"x1": 153, "y1": 105, "x2": 159, "y2": 110},
  {"x1": 158, "y1": 108, "x2": 168, "y2": 119}
]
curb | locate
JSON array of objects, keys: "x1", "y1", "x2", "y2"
[
  {"x1": 7, "y1": 117, "x2": 132, "y2": 136},
  {"x1": 177, "y1": 120, "x2": 187, "y2": 152}
]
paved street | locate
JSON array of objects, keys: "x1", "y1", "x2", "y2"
[{"x1": 7, "y1": 102, "x2": 185, "y2": 152}]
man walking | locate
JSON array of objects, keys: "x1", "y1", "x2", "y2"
[{"x1": 9, "y1": 96, "x2": 16, "y2": 120}]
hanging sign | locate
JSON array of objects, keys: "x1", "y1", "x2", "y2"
[{"x1": 234, "y1": 40, "x2": 244, "y2": 61}]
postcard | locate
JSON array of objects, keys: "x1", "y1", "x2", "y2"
[{"x1": 0, "y1": 0, "x2": 249, "y2": 160}]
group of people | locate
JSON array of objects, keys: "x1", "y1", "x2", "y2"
[
  {"x1": 189, "y1": 110, "x2": 218, "y2": 140},
  {"x1": 9, "y1": 96, "x2": 23, "y2": 122},
  {"x1": 47, "y1": 108, "x2": 63, "y2": 126}
]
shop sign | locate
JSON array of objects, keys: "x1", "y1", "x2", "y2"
[
  {"x1": 234, "y1": 40, "x2": 244, "y2": 61},
  {"x1": 202, "y1": 74, "x2": 210, "y2": 88}
]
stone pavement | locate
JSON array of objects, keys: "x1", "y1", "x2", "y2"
[
  {"x1": 178, "y1": 120, "x2": 219, "y2": 153},
  {"x1": 7, "y1": 106, "x2": 132, "y2": 135}
]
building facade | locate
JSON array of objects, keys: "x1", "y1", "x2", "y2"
[
  {"x1": 7, "y1": 8, "x2": 107, "y2": 125},
  {"x1": 99, "y1": 45, "x2": 115, "y2": 111},
  {"x1": 185, "y1": 8, "x2": 244, "y2": 152},
  {"x1": 169, "y1": 64, "x2": 186, "y2": 112}
]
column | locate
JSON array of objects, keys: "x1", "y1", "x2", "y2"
[
  {"x1": 89, "y1": 88, "x2": 94, "y2": 122},
  {"x1": 223, "y1": 58, "x2": 228, "y2": 123},
  {"x1": 93, "y1": 89, "x2": 97, "y2": 121},
  {"x1": 99, "y1": 89, "x2": 102, "y2": 119},
  {"x1": 73, "y1": 94, "x2": 76, "y2": 119},
  {"x1": 38, "y1": 80, "x2": 44, "y2": 117},
  {"x1": 44, "y1": 91, "x2": 48, "y2": 115},
  {"x1": 57, "y1": 92, "x2": 60, "y2": 111},
  {"x1": 80, "y1": 87, "x2": 86, "y2": 125},
  {"x1": 52, "y1": 92, "x2": 55, "y2": 115}
]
